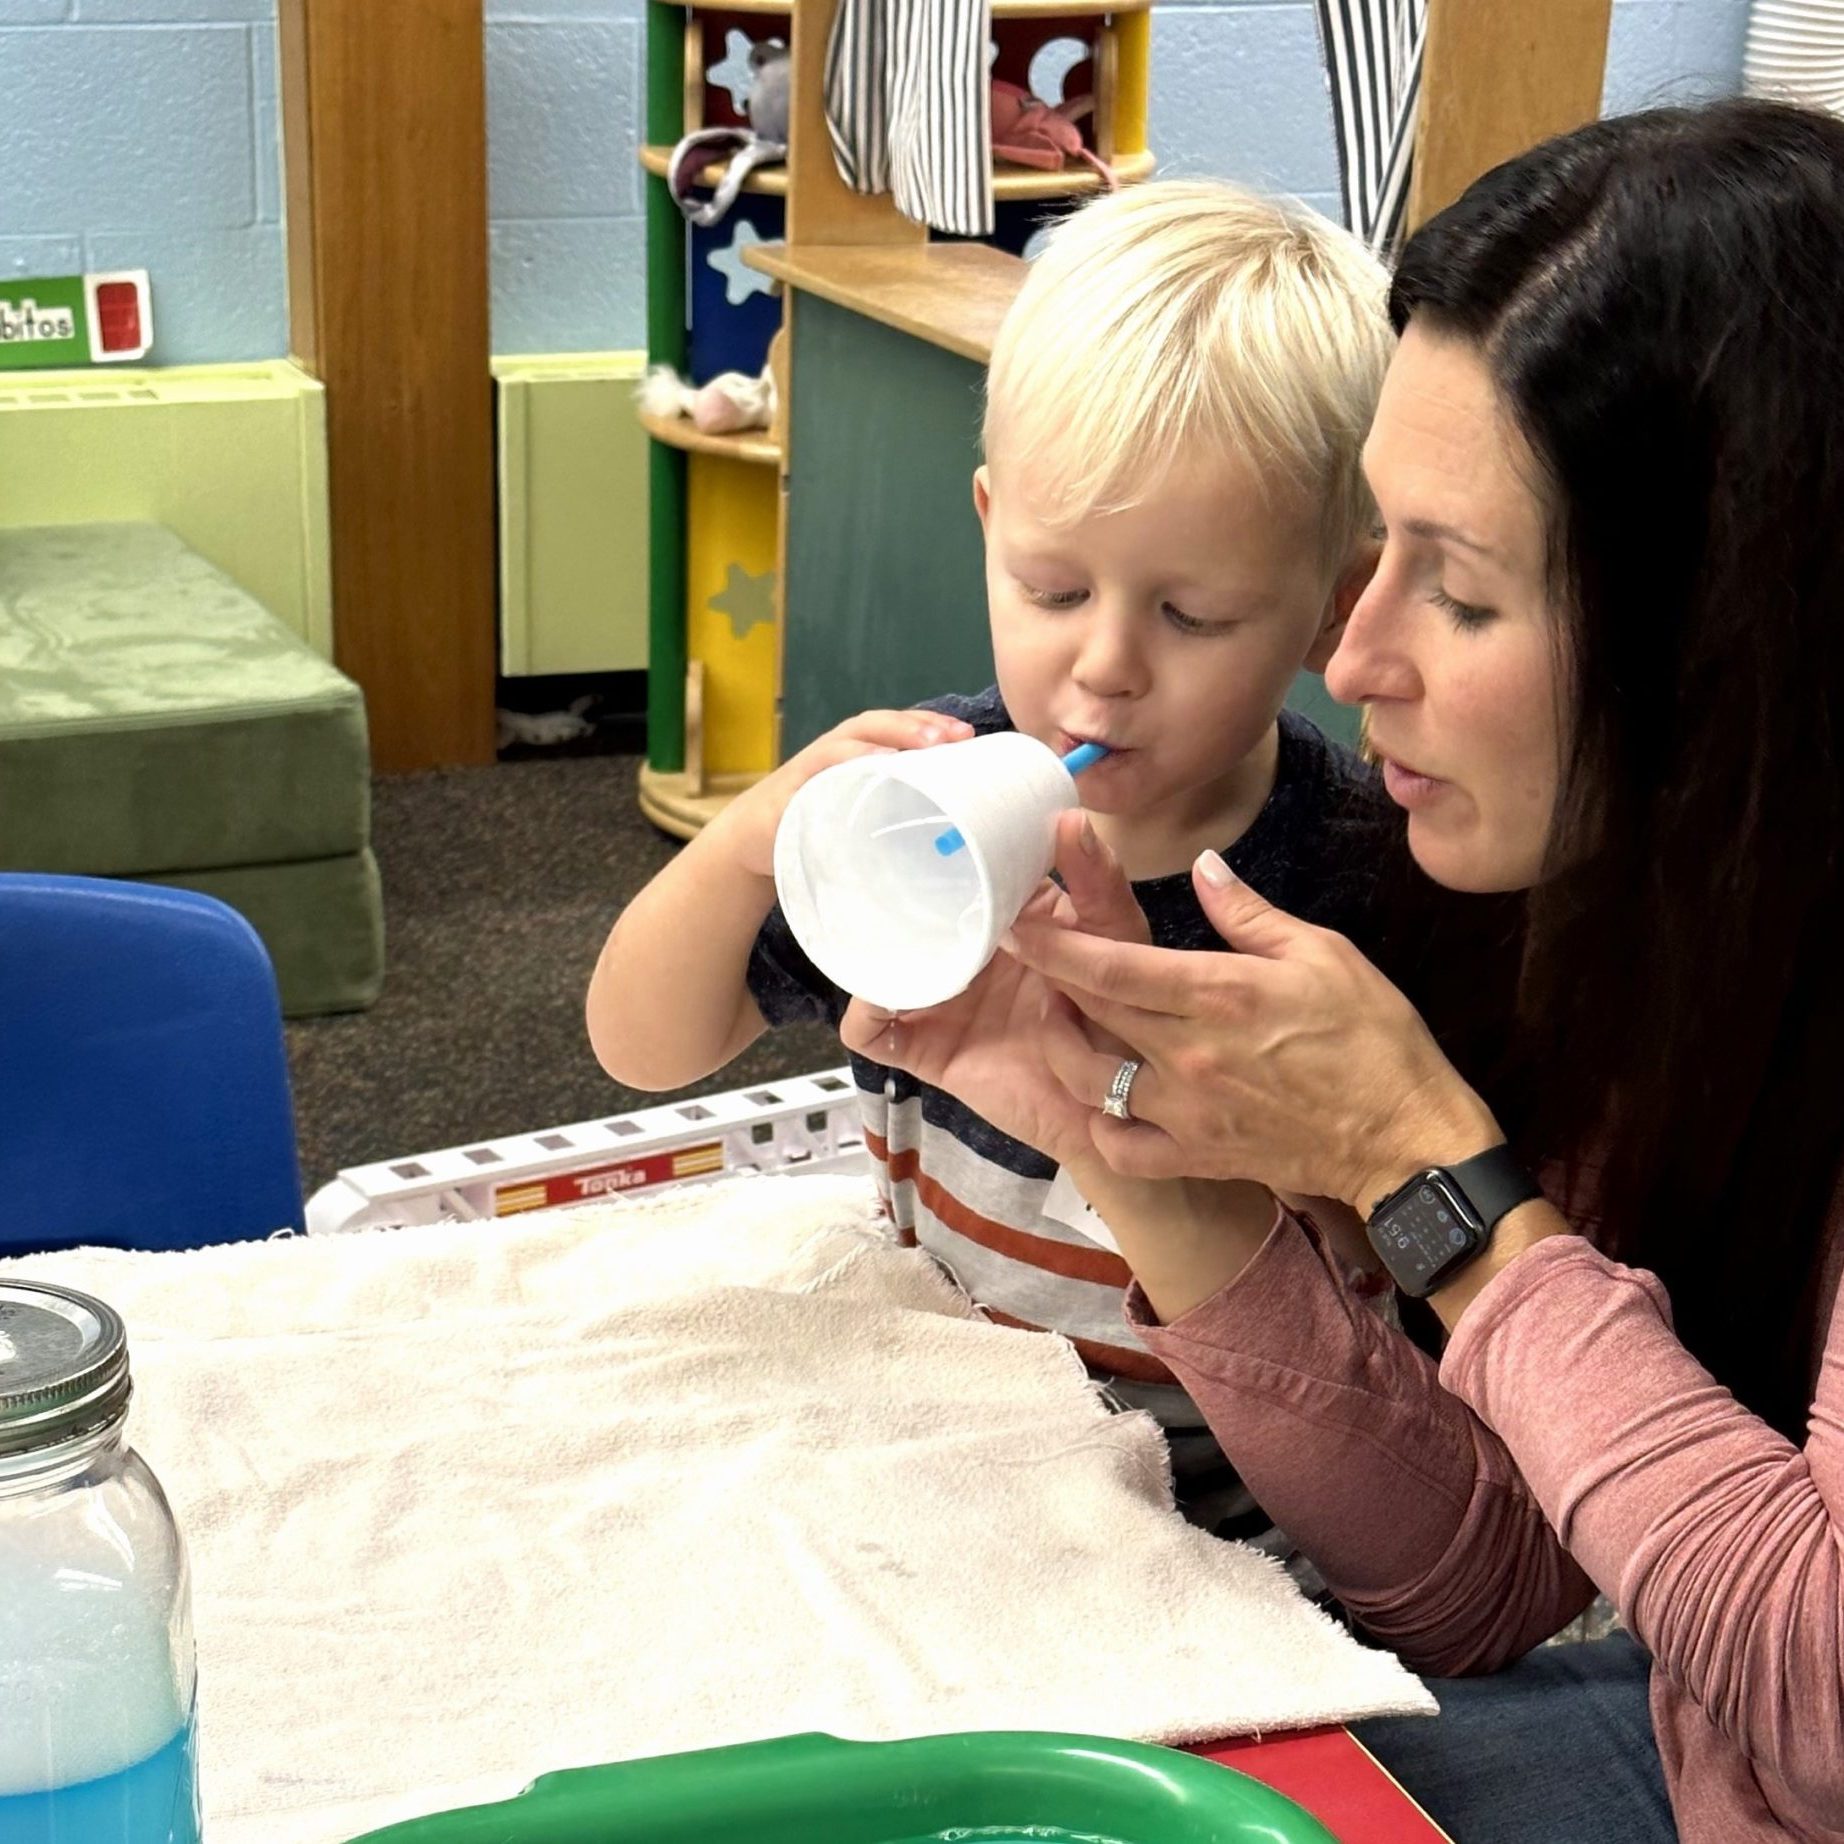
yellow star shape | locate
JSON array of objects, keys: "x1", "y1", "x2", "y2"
[{"x1": 709, "y1": 562, "x2": 776, "y2": 640}]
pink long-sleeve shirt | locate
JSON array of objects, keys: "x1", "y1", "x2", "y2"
[{"x1": 1128, "y1": 1214, "x2": 1844, "y2": 1842}]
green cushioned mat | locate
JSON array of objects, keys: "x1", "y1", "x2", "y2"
[
  {"x1": 142, "y1": 848, "x2": 385, "y2": 1018},
  {"x1": 0, "y1": 523, "x2": 369, "y2": 876}
]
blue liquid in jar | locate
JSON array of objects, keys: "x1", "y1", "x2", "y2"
[{"x1": 0, "y1": 1713, "x2": 200, "y2": 1844}]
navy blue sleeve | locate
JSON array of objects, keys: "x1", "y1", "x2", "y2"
[
  {"x1": 747, "y1": 901, "x2": 850, "y2": 1030},
  {"x1": 1212, "y1": 709, "x2": 1396, "y2": 952},
  {"x1": 915, "y1": 685, "x2": 1012, "y2": 735}
]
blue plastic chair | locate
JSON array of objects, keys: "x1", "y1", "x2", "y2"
[{"x1": 0, "y1": 874, "x2": 305, "y2": 1255}]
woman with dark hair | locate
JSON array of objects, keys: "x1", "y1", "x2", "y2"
[{"x1": 880, "y1": 99, "x2": 1844, "y2": 1841}]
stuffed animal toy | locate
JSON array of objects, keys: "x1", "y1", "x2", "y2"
[
  {"x1": 638, "y1": 363, "x2": 777, "y2": 437},
  {"x1": 668, "y1": 43, "x2": 790, "y2": 228},
  {"x1": 990, "y1": 79, "x2": 1117, "y2": 190}
]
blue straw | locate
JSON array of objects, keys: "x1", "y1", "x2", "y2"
[
  {"x1": 934, "y1": 741, "x2": 1110, "y2": 856},
  {"x1": 1059, "y1": 740, "x2": 1111, "y2": 777}
]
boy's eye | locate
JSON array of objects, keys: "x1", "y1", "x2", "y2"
[
  {"x1": 1022, "y1": 585, "x2": 1086, "y2": 610},
  {"x1": 1163, "y1": 602, "x2": 1231, "y2": 636},
  {"x1": 1431, "y1": 586, "x2": 1495, "y2": 630}
]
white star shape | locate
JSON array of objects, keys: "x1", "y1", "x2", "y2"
[
  {"x1": 708, "y1": 29, "x2": 763, "y2": 113},
  {"x1": 706, "y1": 219, "x2": 776, "y2": 308}
]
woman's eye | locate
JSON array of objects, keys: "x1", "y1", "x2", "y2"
[
  {"x1": 1023, "y1": 585, "x2": 1085, "y2": 610},
  {"x1": 1431, "y1": 586, "x2": 1495, "y2": 630}
]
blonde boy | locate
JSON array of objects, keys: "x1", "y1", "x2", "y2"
[{"x1": 589, "y1": 182, "x2": 1394, "y2": 1544}]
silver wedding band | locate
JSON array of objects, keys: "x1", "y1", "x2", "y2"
[{"x1": 1101, "y1": 1057, "x2": 1142, "y2": 1122}]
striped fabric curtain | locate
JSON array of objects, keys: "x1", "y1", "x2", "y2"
[
  {"x1": 1314, "y1": 0, "x2": 1429, "y2": 252},
  {"x1": 825, "y1": 0, "x2": 995, "y2": 237}
]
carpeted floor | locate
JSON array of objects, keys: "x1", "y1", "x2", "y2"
[{"x1": 283, "y1": 755, "x2": 841, "y2": 1193}]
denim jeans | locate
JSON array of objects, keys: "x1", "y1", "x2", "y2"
[{"x1": 1349, "y1": 1632, "x2": 1678, "y2": 1843}]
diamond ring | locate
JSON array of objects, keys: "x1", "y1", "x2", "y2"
[{"x1": 1101, "y1": 1057, "x2": 1142, "y2": 1122}]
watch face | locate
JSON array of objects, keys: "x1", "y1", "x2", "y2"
[{"x1": 1371, "y1": 1174, "x2": 1486, "y2": 1295}]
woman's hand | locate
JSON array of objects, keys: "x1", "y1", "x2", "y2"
[
  {"x1": 1008, "y1": 850, "x2": 1503, "y2": 1212},
  {"x1": 841, "y1": 894, "x2": 1097, "y2": 1166},
  {"x1": 840, "y1": 811, "x2": 1150, "y2": 1169}
]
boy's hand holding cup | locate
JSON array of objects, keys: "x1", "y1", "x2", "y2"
[
  {"x1": 713, "y1": 709, "x2": 975, "y2": 880},
  {"x1": 772, "y1": 729, "x2": 1098, "y2": 1014}
]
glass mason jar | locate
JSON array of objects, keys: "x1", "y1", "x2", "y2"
[{"x1": 0, "y1": 1279, "x2": 201, "y2": 1843}]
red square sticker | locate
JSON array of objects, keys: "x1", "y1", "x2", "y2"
[{"x1": 93, "y1": 280, "x2": 143, "y2": 355}]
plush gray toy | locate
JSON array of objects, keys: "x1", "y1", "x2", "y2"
[
  {"x1": 668, "y1": 43, "x2": 790, "y2": 229},
  {"x1": 746, "y1": 42, "x2": 790, "y2": 143}
]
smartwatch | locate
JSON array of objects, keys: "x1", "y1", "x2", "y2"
[{"x1": 1365, "y1": 1146, "x2": 1541, "y2": 1298}]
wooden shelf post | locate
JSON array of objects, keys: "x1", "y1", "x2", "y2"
[
  {"x1": 786, "y1": 0, "x2": 927, "y2": 248},
  {"x1": 1408, "y1": 0, "x2": 1613, "y2": 230},
  {"x1": 278, "y1": 0, "x2": 498, "y2": 773},
  {"x1": 645, "y1": 0, "x2": 692, "y2": 776}
]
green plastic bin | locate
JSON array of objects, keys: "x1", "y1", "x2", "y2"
[{"x1": 343, "y1": 1731, "x2": 1341, "y2": 1843}]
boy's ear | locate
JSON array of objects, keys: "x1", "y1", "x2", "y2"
[
  {"x1": 1306, "y1": 542, "x2": 1378, "y2": 672},
  {"x1": 972, "y1": 466, "x2": 992, "y2": 530}
]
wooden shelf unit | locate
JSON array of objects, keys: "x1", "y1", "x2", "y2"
[
  {"x1": 744, "y1": 241, "x2": 1025, "y2": 366},
  {"x1": 640, "y1": 0, "x2": 1155, "y2": 832},
  {"x1": 641, "y1": 142, "x2": 790, "y2": 192},
  {"x1": 638, "y1": 405, "x2": 780, "y2": 467},
  {"x1": 681, "y1": 0, "x2": 1150, "y2": 15},
  {"x1": 636, "y1": 764, "x2": 768, "y2": 840},
  {"x1": 641, "y1": 143, "x2": 1155, "y2": 204}
]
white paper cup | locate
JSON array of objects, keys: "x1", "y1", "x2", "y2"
[{"x1": 774, "y1": 731, "x2": 1080, "y2": 1011}]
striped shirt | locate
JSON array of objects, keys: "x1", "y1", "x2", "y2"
[
  {"x1": 749, "y1": 687, "x2": 1400, "y2": 1546},
  {"x1": 1314, "y1": 0, "x2": 1429, "y2": 253}
]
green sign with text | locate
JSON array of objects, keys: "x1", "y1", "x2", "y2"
[{"x1": 0, "y1": 271, "x2": 152, "y2": 370}]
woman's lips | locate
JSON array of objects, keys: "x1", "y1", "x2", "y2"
[{"x1": 1380, "y1": 756, "x2": 1446, "y2": 809}]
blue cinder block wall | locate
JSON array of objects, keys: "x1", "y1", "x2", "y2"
[
  {"x1": 1148, "y1": 0, "x2": 1753, "y2": 218},
  {"x1": 0, "y1": 0, "x2": 1753, "y2": 365},
  {"x1": 0, "y1": 0, "x2": 284, "y2": 363}
]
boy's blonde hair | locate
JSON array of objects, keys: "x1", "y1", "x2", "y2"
[{"x1": 983, "y1": 180, "x2": 1392, "y2": 570}]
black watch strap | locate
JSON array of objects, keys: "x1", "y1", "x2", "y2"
[
  {"x1": 1366, "y1": 1144, "x2": 1541, "y2": 1298},
  {"x1": 1444, "y1": 1145, "x2": 1542, "y2": 1231}
]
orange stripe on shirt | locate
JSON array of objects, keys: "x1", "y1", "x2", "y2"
[
  {"x1": 865, "y1": 1129, "x2": 1133, "y2": 1289},
  {"x1": 981, "y1": 1306, "x2": 1178, "y2": 1388}
]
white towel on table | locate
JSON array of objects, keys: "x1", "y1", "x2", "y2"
[{"x1": 1, "y1": 1173, "x2": 1432, "y2": 1844}]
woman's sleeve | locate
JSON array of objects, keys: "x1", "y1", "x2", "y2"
[
  {"x1": 1130, "y1": 1209, "x2": 1598, "y2": 1674},
  {"x1": 1441, "y1": 1236, "x2": 1844, "y2": 1829}
]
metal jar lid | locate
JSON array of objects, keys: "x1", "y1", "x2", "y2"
[{"x1": 0, "y1": 1281, "x2": 133, "y2": 1459}]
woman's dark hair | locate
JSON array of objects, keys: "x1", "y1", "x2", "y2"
[{"x1": 1390, "y1": 99, "x2": 1844, "y2": 1438}]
